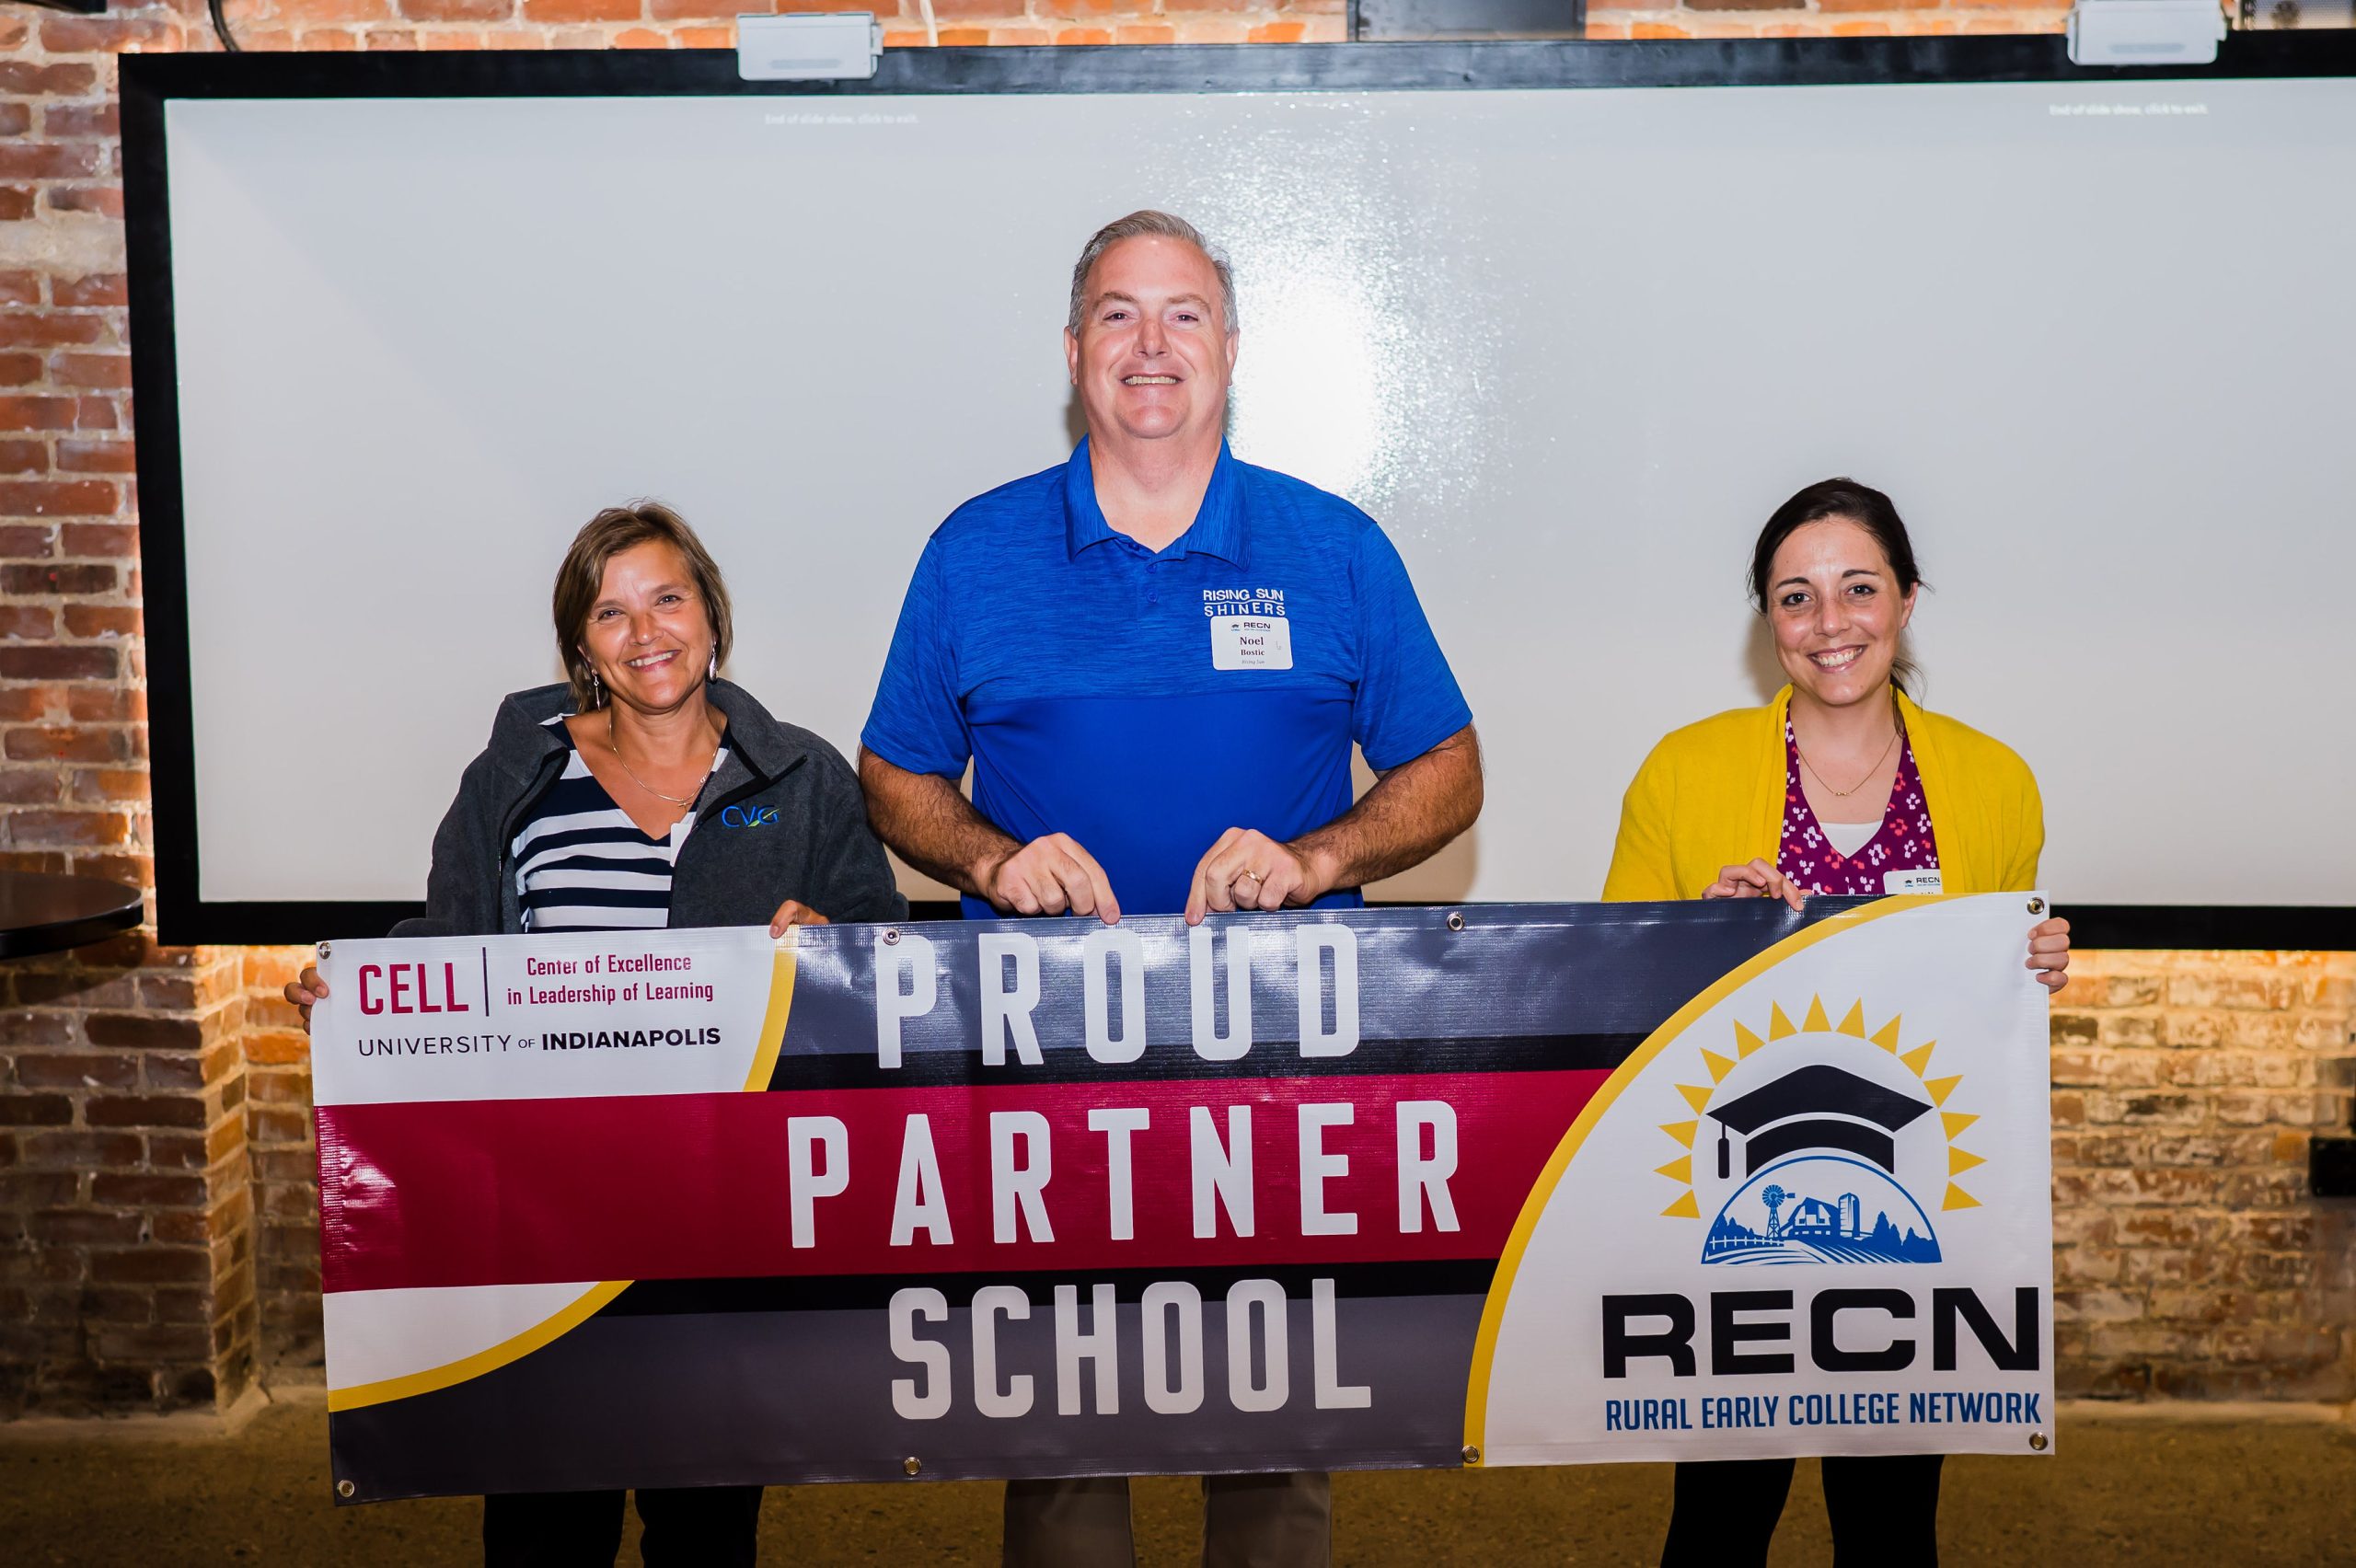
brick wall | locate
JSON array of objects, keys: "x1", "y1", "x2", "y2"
[
  {"x1": 2, "y1": 5, "x2": 2350, "y2": 1415},
  {"x1": 2051, "y1": 951, "x2": 2356, "y2": 1400}
]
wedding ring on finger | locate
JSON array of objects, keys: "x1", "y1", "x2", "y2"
[{"x1": 1235, "y1": 870, "x2": 1262, "y2": 897}]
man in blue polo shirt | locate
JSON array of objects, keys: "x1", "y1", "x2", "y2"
[{"x1": 858, "y1": 211, "x2": 1482, "y2": 1568}]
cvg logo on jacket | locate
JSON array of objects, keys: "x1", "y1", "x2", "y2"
[{"x1": 720, "y1": 804, "x2": 780, "y2": 828}]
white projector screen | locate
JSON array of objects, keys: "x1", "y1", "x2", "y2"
[{"x1": 137, "y1": 48, "x2": 2356, "y2": 934}]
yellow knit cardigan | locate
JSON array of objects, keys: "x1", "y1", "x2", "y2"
[{"x1": 1601, "y1": 686, "x2": 2043, "y2": 902}]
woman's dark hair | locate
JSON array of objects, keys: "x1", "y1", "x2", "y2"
[
  {"x1": 1749, "y1": 477, "x2": 1926, "y2": 695},
  {"x1": 551, "y1": 501, "x2": 733, "y2": 711}
]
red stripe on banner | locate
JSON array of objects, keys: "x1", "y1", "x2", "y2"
[{"x1": 318, "y1": 1070, "x2": 1605, "y2": 1295}]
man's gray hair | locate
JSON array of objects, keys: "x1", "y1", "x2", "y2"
[{"x1": 1066, "y1": 210, "x2": 1239, "y2": 337}]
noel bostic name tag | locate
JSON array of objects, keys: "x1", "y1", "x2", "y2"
[{"x1": 310, "y1": 895, "x2": 2055, "y2": 1503}]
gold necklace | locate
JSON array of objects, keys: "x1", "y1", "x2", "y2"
[
  {"x1": 606, "y1": 709, "x2": 718, "y2": 809},
  {"x1": 1795, "y1": 718, "x2": 1901, "y2": 799}
]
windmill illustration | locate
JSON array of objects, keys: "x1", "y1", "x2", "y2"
[{"x1": 1761, "y1": 1183, "x2": 1788, "y2": 1239}]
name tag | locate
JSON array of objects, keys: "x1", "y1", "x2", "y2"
[
  {"x1": 1210, "y1": 616, "x2": 1293, "y2": 672},
  {"x1": 1885, "y1": 869, "x2": 1944, "y2": 895}
]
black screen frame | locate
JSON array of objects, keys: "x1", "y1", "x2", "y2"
[{"x1": 120, "y1": 35, "x2": 2356, "y2": 950}]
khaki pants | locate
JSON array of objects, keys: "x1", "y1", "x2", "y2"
[{"x1": 1003, "y1": 1472, "x2": 1332, "y2": 1568}]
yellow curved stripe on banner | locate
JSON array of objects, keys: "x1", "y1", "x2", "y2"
[
  {"x1": 1459, "y1": 895, "x2": 1934, "y2": 1463},
  {"x1": 329, "y1": 938, "x2": 803, "y2": 1414},
  {"x1": 745, "y1": 931, "x2": 801, "y2": 1091},
  {"x1": 328, "y1": 1280, "x2": 633, "y2": 1412}
]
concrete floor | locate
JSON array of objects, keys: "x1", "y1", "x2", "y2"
[{"x1": 3, "y1": 1395, "x2": 2351, "y2": 1566}]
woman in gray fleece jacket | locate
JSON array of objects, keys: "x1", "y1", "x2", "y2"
[{"x1": 288, "y1": 502, "x2": 903, "y2": 1566}]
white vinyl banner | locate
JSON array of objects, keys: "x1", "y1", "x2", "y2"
[{"x1": 1472, "y1": 894, "x2": 2057, "y2": 1463}]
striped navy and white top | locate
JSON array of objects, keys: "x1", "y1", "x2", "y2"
[{"x1": 512, "y1": 716, "x2": 729, "y2": 933}]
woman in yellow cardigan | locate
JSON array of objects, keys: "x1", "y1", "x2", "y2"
[{"x1": 1604, "y1": 478, "x2": 2070, "y2": 1568}]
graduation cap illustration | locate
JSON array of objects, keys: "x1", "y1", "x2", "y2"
[{"x1": 1707, "y1": 1063, "x2": 1934, "y2": 1181}]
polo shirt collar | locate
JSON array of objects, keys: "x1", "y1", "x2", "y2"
[{"x1": 1062, "y1": 436, "x2": 1249, "y2": 569}]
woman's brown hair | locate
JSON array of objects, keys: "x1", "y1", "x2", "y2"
[{"x1": 550, "y1": 501, "x2": 734, "y2": 711}]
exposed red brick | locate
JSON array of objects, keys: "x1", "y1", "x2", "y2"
[
  {"x1": 0, "y1": 1093, "x2": 72, "y2": 1126},
  {"x1": 0, "y1": 1169, "x2": 81, "y2": 1205},
  {"x1": 51, "y1": 353, "x2": 131, "y2": 391},
  {"x1": 521, "y1": 0, "x2": 641, "y2": 20},
  {"x1": 40, "y1": 104, "x2": 120, "y2": 142},
  {"x1": 0, "y1": 105, "x2": 32, "y2": 139},
  {"x1": 0, "y1": 768, "x2": 61, "y2": 804},
  {"x1": 0, "y1": 63, "x2": 96, "y2": 97},
  {"x1": 13, "y1": 1053, "x2": 138, "y2": 1090},
  {"x1": 28, "y1": 1209, "x2": 143, "y2": 1247},
  {"x1": 142, "y1": 1043, "x2": 240, "y2": 1091},
  {"x1": 1, "y1": 561, "x2": 116, "y2": 594},
  {"x1": 0, "y1": 397, "x2": 80, "y2": 432},
  {"x1": 45, "y1": 186, "x2": 123, "y2": 220},
  {"x1": 66, "y1": 686, "x2": 143, "y2": 723},
  {"x1": 0, "y1": 685, "x2": 61, "y2": 720},
  {"x1": 4, "y1": 726, "x2": 129, "y2": 764},
  {"x1": 5, "y1": 806, "x2": 130, "y2": 847},
  {"x1": 40, "y1": 16, "x2": 182, "y2": 52},
  {"x1": 248, "y1": 1106, "x2": 310, "y2": 1145},
  {"x1": 0, "y1": 189, "x2": 33, "y2": 223},
  {"x1": 0, "y1": 352, "x2": 41, "y2": 386},
  {"x1": 0, "y1": 272, "x2": 37, "y2": 306},
  {"x1": 85, "y1": 1095, "x2": 209, "y2": 1130},
  {"x1": 0, "y1": 1009, "x2": 74, "y2": 1045},
  {"x1": 0, "y1": 643, "x2": 118, "y2": 680},
  {"x1": 89, "y1": 1173, "x2": 207, "y2": 1215},
  {"x1": 84, "y1": 1013, "x2": 203, "y2": 1052},
  {"x1": 0, "y1": 605, "x2": 51, "y2": 639},
  {"x1": 62, "y1": 605, "x2": 140, "y2": 639},
  {"x1": 90, "y1": 1248, "x2": 211, "y2": 1286},
  {"x1": 0, "y1": 145, "x2": 101, "y2": 182},
  {"x1": 75, "y1": 854, "x2": 153, "y2": 891},
  {"x1": 55, "y1": 439, "x2": 133, "y2": 475},
  {"x1": 49, "y1": 274, "x2": 123, "y2": 309},
  {"x1": 241, "y1": 1029, "x2": 313, "y2": 1067},
  {"x1": 0, "y1": 523, "x2": 54, "y2": 556},
  {"x1": 58, "y1": 522, "x2": 134, "y2": 556}
]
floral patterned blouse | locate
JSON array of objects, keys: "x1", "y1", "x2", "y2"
[{"x1": 1776, "y1": 720, "x2": 1940, "y2": 895}]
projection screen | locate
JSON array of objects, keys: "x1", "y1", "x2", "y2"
[{"x1": 122, "y1": 40, "x2": 2356, "y2": 944}]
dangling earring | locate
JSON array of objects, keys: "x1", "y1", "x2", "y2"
[
  {"x1": 589, "y1": 669, "x2": 603, "y2": 709},
  {"x1": 707, "y1": 651, "x2": 718, "y2": 682}
]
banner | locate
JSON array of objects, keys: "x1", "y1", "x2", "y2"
[{"x1": 311, "y1": 894, "x2": 2054, "y2": 1502}]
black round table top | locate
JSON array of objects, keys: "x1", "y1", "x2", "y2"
[{"x1": 0, "y1": 870, "x2": 144, "y2": 961}]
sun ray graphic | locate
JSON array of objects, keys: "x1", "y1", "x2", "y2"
[{"x1": 1657, "y1": 997, "x2": 1982, "y2": 1215}]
